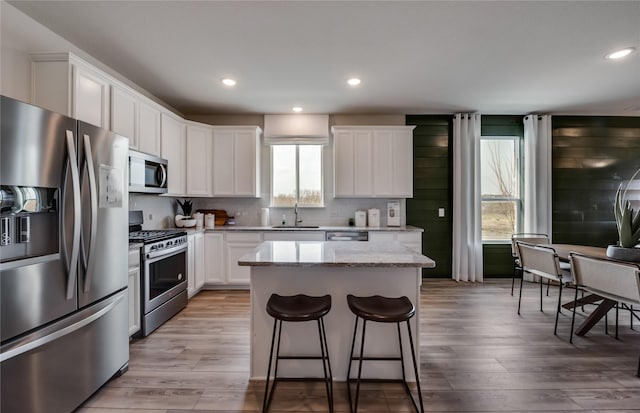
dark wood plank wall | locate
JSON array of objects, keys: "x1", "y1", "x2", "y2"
[
  {"x1": 552, "y1": 116, "x2": 640, "y2": 246},
  {"x1": 406, "y1": 115, "x2": 452, "y2": 278},
  {"x1": 406, "y1": 115, "x2": 640, "y2": 278}
]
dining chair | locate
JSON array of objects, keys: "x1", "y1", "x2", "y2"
[
  {"x1": 511, "y1": 233, "x2": 550, "y2": 296},
  {"x1": 569, "y1": 253, "x2": 640, "y2": 377},
  {"x1": 516, "y1": 241, "x2": 574, "y2": 337}
]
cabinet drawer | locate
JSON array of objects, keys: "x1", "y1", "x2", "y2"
[
  {"x1": 225, "y1": 232, "x2": 262, "y2": 243},
  {"x1": 128, "y1": 248, "x2": 140, "y2": 268}
]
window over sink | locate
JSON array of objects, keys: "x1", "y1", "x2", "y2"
[{"x1": 271, "y1": 145, "x2": 323, "y2": 207}]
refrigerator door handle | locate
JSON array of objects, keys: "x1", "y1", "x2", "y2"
[
  {"x1": 0, "y1": 290, "x2": 125, "y2": 363},
  {"x1": 63, "y1": 130, "x2": 81, "y2": 300},
  {"x1": 80, "y1": 134, "x2": 98, "y2": 293}
]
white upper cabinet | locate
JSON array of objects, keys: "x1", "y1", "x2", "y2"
[
  {"x1": 73, "y1": 64, "x2": 110, "y2": 128},
  {"x1": 211, "y1": 126, "x2": 261, "y2": 197},
  {"x1": 31, "y1": 53, "x2": 109, "y2": 128},
  {"x1": 138, "y1": 100, "x2": 161, "y2": 156},
  {"x1": 186, "y1": 122, "x2": 212, "y2": 196},
  {"x1": 161, "y1": 113, "x2": 186, "y2": 196},
  {"x1": 111, "y1": 85, "x2": 138, "y2": 148},
  {"x1": 332, "y1": 126, "x2": 415, "y2": 198},
  {"x1": 111, "y1": 83, "x2": 161, "y2": 155}
]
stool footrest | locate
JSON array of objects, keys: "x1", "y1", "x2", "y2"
[
  {"x1": 279, "y1": 355, "x2": 328, "y2": 360},
  {"x1": 350, "y1": 356, "x2": 402, "y2": 361},
  {"x1": 347, "y1": 378, "x2": 405, "y2": 383},
  {"x1": 273, "y1": 377, "x2": 333, "y2": 382}
]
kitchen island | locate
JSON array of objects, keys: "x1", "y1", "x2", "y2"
[{"x1": 238, "y1": 240, "x2": 435, "y2": 381}]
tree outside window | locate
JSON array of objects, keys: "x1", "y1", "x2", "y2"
[
  {"x1": 271, "y1": 145, "x2": 323, "y2": 207},
  {"x1": 481, "y1": 137, "x2": 521, "y2": 240}
]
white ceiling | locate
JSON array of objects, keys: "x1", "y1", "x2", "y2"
[{"x1": 7, "y1": 1, "x2": 640, "y2": 116}]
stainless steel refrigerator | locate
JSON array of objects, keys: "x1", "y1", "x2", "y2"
[{"x1": 0, "y1": 96, "x2": 129, "y2": 413}]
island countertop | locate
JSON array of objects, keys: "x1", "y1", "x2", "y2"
[{"x1": 238, "y1": 240, "x2": 436, "y2": 268}]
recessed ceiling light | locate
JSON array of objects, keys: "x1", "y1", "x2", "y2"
[
  {"x1": 221, "y1": 78, "x2": 237, "y2": 86},
  {"x1": 605, "y1": 47, "x2": 635, "y2": 60},
  {"x1": 292, "y1": 106, "x2": 303, "y2": 112},
  {"x1": 347, "y1": 78, "x2": 361, "y2": 86}
]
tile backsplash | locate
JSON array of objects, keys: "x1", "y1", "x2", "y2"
[{"x1": 129, "y1": 194, "x2": 406, "y2": 229}]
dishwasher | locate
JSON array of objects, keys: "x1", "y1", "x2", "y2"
[{"x1": 325, "y1": 231, "x2": 369, "y2": 241}]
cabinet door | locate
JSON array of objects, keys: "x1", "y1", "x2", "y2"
[
  {"x1": 138, "y1": 101, "x2": 161, "y2": 156},
  {"x1": 204, "y1": 233, "x2": 224, "y2": 283},
  {"x1": 368, "y1": 232, "x2": 395, "y2": 243},
  {"x1": 187, "y1": 235, "x2": 196, "y2": 297},
  {"x1": 73, "y1": 64, "x2": 109, "y2": 128},
  {"x1": 111, "y1": 85, "x2": 138, "y2": 149},
  {"x1": 225, "y1": 232, "x2": 261, "y2": 286},
  {"x1": 186, "y1": 124, "x2": 212, "y2": 196},
  {"x1": 373, "y1": 130, "x2": 394, "y2": 197},
  {"x1": 234, "y1": 130, "x2": 259, "y2": 196},
  {"x1": 211, "y1": 129, "x2": 234, "y2": 196},
  {"x1": 392, "y1": 130, "x2": 413, "y2": 197},
  {"x1": 225, "y1": 243, "x2": 255, "y2": 285},
  {"x1": 353, "y1": 130, "x2": 373, "y2": 196},
  {"x1": 161, "y1": 114, "x2": 186, "y2": 195},
  {"x1": 127, "y1": 248, "x2": 141, "y2": 337},
  {"x1": 128, "y1": 265, "x2": 141, "y2": 336},
  {"x1": 333, "y1": 130, "x2": 355, "y2": 197},
  {"x1": 194, "y1": 233, "x2": 205, "y2": 290}
]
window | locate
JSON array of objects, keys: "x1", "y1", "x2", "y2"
[
  {"x1": 480, "y1": 136, "x2": 521, "y2": 241},
  {"x1": 271, "y1": 145, "x2": 323, "y2": 207}
]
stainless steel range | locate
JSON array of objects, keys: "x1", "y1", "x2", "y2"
[{"x1": 129, "y1": 211, "x2": 187, "y2": 336}]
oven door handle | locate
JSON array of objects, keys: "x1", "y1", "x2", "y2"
[{"x1": 145, "y1": 243, "x2": 187, "y2": 261}]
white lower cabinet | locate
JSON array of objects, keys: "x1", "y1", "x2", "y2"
[
  {"x1": 225, "y1": 232, "x2": 263, "y2": 285},
  {"x1": 127, "y1": 247, "x2": 141, "y2": 337},
  {"x1": 187, "y1": 232, "x2": 205, "y2": 298},
  {"x1": 368, "y1": 231, "x2": 422, "y2": 253},
  {"x1": 204, "y1": 233, "x2": 225, "y2": 283}
]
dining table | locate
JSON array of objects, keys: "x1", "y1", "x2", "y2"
[{"x1": 550, "y1": 244, "x2": 625, "y2": 336}]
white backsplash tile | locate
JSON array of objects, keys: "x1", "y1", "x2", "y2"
[{"x1": 129, "y1": 193, "x2": 406, "y2": 229}]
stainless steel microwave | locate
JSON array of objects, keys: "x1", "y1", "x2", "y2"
[{"x1": 128, "y1": 150, "x2": 168, "y2": 194}]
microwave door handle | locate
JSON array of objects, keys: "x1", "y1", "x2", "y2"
[
  {"x1": 63, "y1": 130, "x2": 81, "y2": 300},
  {"x1": 81, "y1": 134, "x2": 98, "y2": 293},
  {"x1": 159, "y1": 164, "x2": 167, "y2": 188}
]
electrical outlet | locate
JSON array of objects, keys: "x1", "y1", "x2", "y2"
[
  {"x1": 148, "y1": 213, "x2": 153, "y2": 220},
  {"x1": 438, "y1": 208, "x2": 445, "y2": 218}
]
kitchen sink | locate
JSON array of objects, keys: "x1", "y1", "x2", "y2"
[{"x1": 271, "y1": 225, "x2": 320, "y2": 229}]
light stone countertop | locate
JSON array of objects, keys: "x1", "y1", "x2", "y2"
[
  {"x1": 128, "y1": 242, "x2": 143, "y2": 250},
  {"x1": 238, "y1": 240, "x2": 435, "y2": 268}
]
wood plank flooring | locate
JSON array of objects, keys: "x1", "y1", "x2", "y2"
[{"x1": 78, "y1": 279, "x2": 640, "y2": 412}]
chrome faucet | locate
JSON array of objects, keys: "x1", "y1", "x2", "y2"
[{"x1": 294, "y1": 202, "x2": 302, "y2": 226}]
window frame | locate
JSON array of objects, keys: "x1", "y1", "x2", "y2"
[
  {"x1": 270, "y1": 144, "x2": 324, "y2": 208},
  {"x1": 480, "y1": 135, "x2": 523, "y2": 242}
]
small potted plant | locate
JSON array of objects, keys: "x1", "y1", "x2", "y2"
[
  {"x1": 607, "y1": 167, "x2": 640, "y2": 262},
  {"x1": 175, "y1": 199, "x2": 196, "y2": 228}
]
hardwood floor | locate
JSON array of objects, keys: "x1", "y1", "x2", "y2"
[{"x1": 78, "y1": 279, "x2": 640, "y2": 412}]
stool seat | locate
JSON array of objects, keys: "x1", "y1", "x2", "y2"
[
  {"x1": 347, "y1": 294, "x2": 415, "y2": 323},
  {"x1": 267, "y1": 294, "x2": 331, "y2": 322}
]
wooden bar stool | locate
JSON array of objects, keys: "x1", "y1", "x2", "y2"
[
  {"x1": 262, "y1": 293, "x2": 333, "y2": 413},
  {"x1": 346, "y1": 294, "x2": 424, "y2": 413}
]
